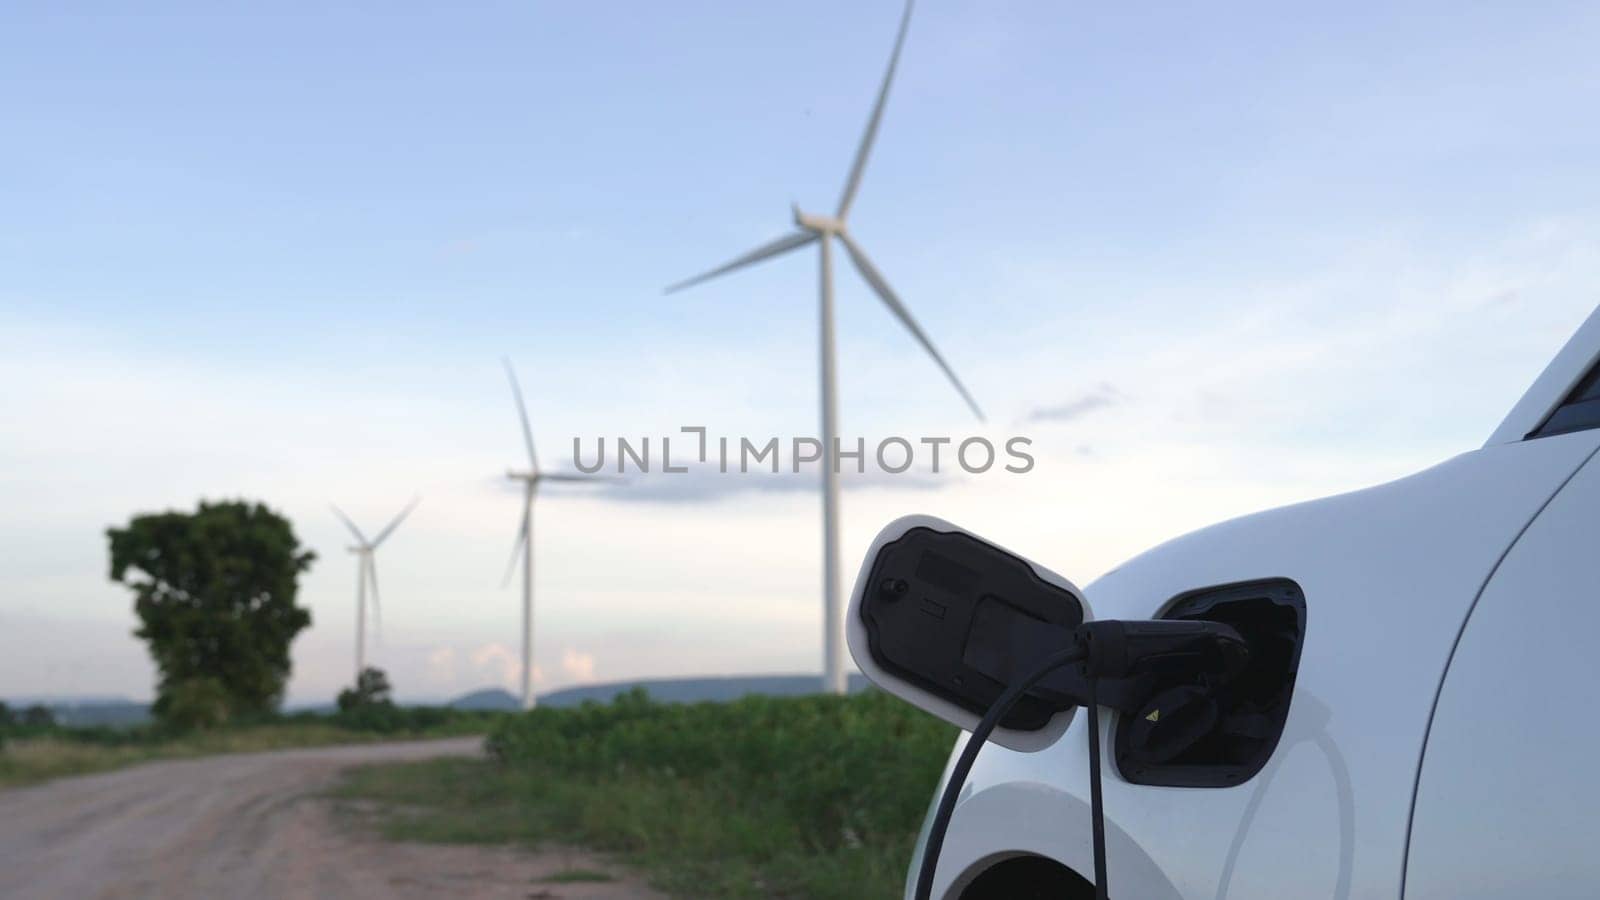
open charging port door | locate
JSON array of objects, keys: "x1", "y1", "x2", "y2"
[{"x1": 846, "y1": 515, "x2": 1090, "y2": 752}]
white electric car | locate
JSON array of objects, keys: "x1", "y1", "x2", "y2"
[{"x1": 851, "y1": 303, "x2": 1600, "y2": 899}]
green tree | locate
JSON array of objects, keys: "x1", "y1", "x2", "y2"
[
  {"x1": 107, "y1": 500, "x2": 315, "y2": 722},
  {"x1": 20, "y1": 704, "x2": 55, "y2": 728},
  {"x1": 162, "y1": 677, "x2": 233, "y2": 730},
  {"x1": 337, "y1": 666, "x2": 394, "y2": 712},
  {"x1": 0, "y1": 700, "x2": 13, "y2": 728}
]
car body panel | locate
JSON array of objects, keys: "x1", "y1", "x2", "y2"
[
  {"x1": 1403, "y1": 444, "x2": 1600, "y2": 899},
  {"x1": 914, "y1": 429, "x2": 1600, "y2": 899}
]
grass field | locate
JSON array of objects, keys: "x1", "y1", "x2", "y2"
[
  {"x1": 332, "y1": 688, "x2": 955, "y2": 900},
  {"x1": 0, "y1": 708, "x2": 497, "y2": 790}
]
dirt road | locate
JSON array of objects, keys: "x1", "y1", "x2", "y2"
[{"x1": 0, "y1": 737, "x2": 662, "y2": 899}]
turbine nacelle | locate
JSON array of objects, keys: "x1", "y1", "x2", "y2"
[{"x1": 793, "y1": 206, "x2": 844, "y2": 234}]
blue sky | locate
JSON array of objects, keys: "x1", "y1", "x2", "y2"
[{"x1": 4, "y1": 2, "x2": 1600, "y2": 703}]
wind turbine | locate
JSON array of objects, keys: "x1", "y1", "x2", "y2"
[
  {"x1": 664, "y1": 0, "x2": 983, "y2": 695},
  {"x1": 330, "y1": 497, "x2": 419, "y2": 684},
  {"x1": 501, "y1": 358, "x2": 603, "y2": 711}
]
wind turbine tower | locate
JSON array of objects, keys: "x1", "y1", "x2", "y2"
[
  {"x1": 331, "y1": 497, "x2": 419, "y2": 683},
  {"x1": 501, "y1": 359, "x2": 605, "y2": 710},
  {"x1": 665, "y1": 0, "x2": 983, "y2": 694}
]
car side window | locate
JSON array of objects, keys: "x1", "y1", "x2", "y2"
[{"x1": 1530, "y1": 361, "x2": 1600, "y2": 438}]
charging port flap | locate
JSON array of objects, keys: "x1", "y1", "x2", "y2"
[{"x1": 847, "y1": 515, "x2": 1089, "y2": 752}]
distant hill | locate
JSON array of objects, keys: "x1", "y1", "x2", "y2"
[
  {"x1": 0, "y1": 698, "x2": 153, "y2": 728},
  {"x1": 51, "y1": 701, "x2": 152, "y2": 728},
  {"x1": 445, "y1": 676, "x2": 870, "y2": 711},
  {"x1": 10, "y1": 675, "x2": 871, "y2": 727},
  {"x1": 447, "y1": 687, "x2": 519, "y2": 710},
  {"x1": 533, "y1": 674, "x2": 871, "y2": 708}
]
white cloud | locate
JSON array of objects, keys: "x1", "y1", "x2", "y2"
[
  {"x1": 561, "y1": 648, "x2": 597, "y2": 683},
  {"x1": 467, "y1": 642, "x2": 523, "y2": 692},
  {"x1": 424, "y1": 646, "x2": 457, "y2": 686}
]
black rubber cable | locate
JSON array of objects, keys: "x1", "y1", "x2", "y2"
[
  {"x1": 912, "y1": 644, "x2": 1092, "y2": 900},
  {"x1": 1087, "y1": 679, "x2": 1109, "y2": 900}
]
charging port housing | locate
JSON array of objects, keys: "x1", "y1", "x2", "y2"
[
  {"x1": 857, "y1": 526, "x2": 1087, "y2": 732},
  {"x1": 1114, "y1": 579, "x2": 1306, "y2": 788}
]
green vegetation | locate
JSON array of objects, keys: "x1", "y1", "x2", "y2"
[
  {"x1": 0, "y1": 707, "x2": 499, "y2": 790},
  {"x1": 107, "y1": 500, "x2": 316, "y2": 724},
  {"x1": 541, "y1": 868, "x2": 616, "y2": 884},
  {"x1": 333, "y1": 688, "x2": 955, "y2": 900},
  {"x1": 338, "y1": 666, "x2": 395, "y2": 712},
  {"x1": 0, "y1": 704, "x2": 54, "y2": 754}
]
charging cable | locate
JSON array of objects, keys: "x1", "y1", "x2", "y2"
[
  {"x1": 912, "y1": 619, "x2": 1249, "y2": 900},
  {"x1": 913, "y1": 644, "x2": 1094, "y2": 900}
]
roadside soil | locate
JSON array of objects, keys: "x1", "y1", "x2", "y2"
[{"x1": 0, "y1": 737, "x2": 663, "y2": 899}]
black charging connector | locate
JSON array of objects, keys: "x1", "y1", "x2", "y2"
[
  {"x1": 1079, "y1": 619, "x2": 1249, "y2": 683},
  {"x1": 912, "y1": 619, "x2": 1249, "y2": 900}
]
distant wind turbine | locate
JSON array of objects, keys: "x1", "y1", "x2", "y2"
[
  {"x1": 501, "y1": 358, "x2": 605, "y2": 711},
  {"x1": 664, "y1": 0, "x2": 982, "y2": 695},
  {"x1": 331, "y1": 497, "x2": 420, "y2": 684}
]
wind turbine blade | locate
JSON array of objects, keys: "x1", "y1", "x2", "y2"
[
  {"x1": 539, "y1": 473, "x2": 605, "y2": 483},
  {"x1": 836, "y1": 231, "x2": 985, "y2": 421},
  {"x1": 502, "y1": 358, "x2": 540, "y2": 473},
  {"x1": 835, "y1": 0, "x2": 915, "y2": 219},
  {"x1": 370, "y1": 495, "x2": 420, "y2": 548},
  {"x1": 329, "y1": 504, "x2": 369, "y2": 545},
  {"x1": 500, "y1": 505, "x2": 530, "y2": 589},
  {"x1": 664, "y1": 231, "x2": 817, "y2": 294}
]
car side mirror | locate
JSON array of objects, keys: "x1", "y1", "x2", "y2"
[{"x1": 845, "y1": 515, "x2": 1090, "y2": 751}]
